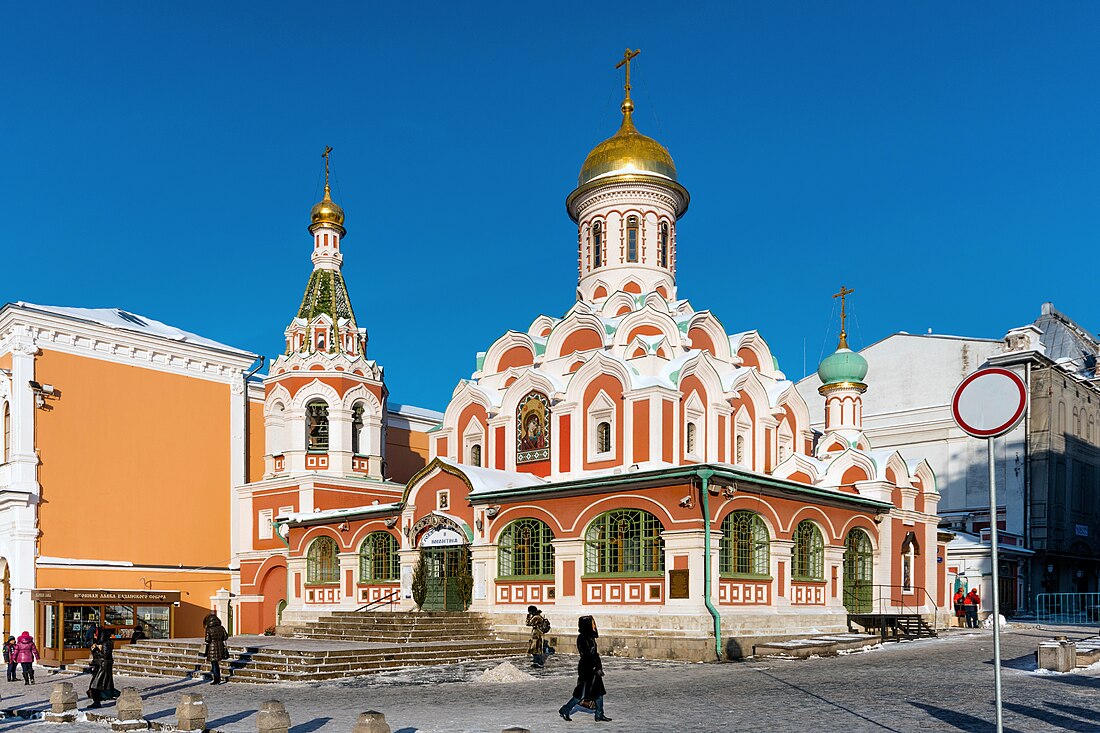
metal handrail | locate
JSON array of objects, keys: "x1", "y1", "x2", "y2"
[
  {"x1": 845, "y1": 584, "x2": 942, "y2": 630},
  {"x1": 355, "y1": 589, "x2": 399, "y2": 613}
]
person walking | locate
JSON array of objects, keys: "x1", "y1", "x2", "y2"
[
  {"x1": 526, "y1": 605, "x2": 549, "y2": 668},
  {"x1": 130, "y1": 624, "x2": 146, "y2": 644},
  {"x1": 87, "y1": 629, "x2": 118, "y2": 708},
  {"x1": 558, "y1": 615, "x2": 611, "y2": 722},
  {"x1": 3, "y1": 635, "x2": 16, "y2": 682},
  {"x1": 204, "y1": 615, "x2": 229, "y2": 685},
  {"x1": 84, "y1": 620, "x2": 100, "y2": 649},
  {"x1": 965, "y1": 589, "x2": 981, "y2": 629},
  {"x1": 13, "y1": 631, "x2": 39, "y2": 685}
]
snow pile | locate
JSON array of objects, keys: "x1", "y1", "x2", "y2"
[
  {"x1": 474, "y1": 662, "x2": 536, "y2": 683},
  {"x1": 982, "y1": 614, "x2": 1009, "y2": 629}
]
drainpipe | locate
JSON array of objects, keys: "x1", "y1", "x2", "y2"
[{"x1": 697, "y1": 468, "x2": 721, "y2": 661}]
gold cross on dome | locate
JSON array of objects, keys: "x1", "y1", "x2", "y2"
[
  {"x1": 833, "y1": 285, "x2": 855, "y2": 349},
  {"x1": 616, "y1": 48, "x2": 641, "y2": 101},
  {"x1": 322, "y1": 146, "x2": 334, "y2": 188}
]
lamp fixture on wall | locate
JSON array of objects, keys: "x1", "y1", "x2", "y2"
[{"x1": 475, "y1": 518, "x2": 484, "y2": 532}]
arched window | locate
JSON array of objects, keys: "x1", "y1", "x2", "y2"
[
  {"x1": 720, "y1": 511, "x2": 770, "y2": 576},
  {"x1": 659, "y1": 222, "x2": 669, "y2": 268},
  {"x1": 792, "y1": 520, "x2": 824, "y2": 580},
  {"x1": 596, "y1": 421, "x2": 612, "y2": 454},
  {"x1": 306, "y1": 536, "x2": 339, "y2": 584},
  {"x1": 359, "y1": 532, "x2": 399, "y2": 582},
  {"x1": 1058, "y1": 402, "x2": 1066, "y2": 434},
  {"x1": 306, "y1": 400, "x2": 329, "y2": 451},
  {"x1": 735, "y1": 435, "x2": 745, "y2": 465},
  {"x1": 686, "y1": 422, "x2": 697, "y2": 455},
  {"x1": 470, "y1": 443, "x2": 482, "y2": 467},
  {"x1": 593, "y1": 221, "x2": 603, "y2": 268},
  {"x1": 585, "y1": 509, "x2": 665, "y2": 575},
  {"x1": 2, "y1": 402, "x2": 9, "y2": 463},
  {"x1": 626, "y1": 216, "x2": 639, "y2": 262},
  {"x1": 351, "y1": 403, "x2": 365, "y2": 455},
  {"x1": 498, "y1": 518, "x2": 555, "y2": 578}
]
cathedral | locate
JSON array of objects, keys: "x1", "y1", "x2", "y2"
[{"x1": 236, "y1": 53, "x2": 948, "y2": 660}]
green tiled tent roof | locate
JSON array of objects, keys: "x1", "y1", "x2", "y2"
[{"x1": 297, "y1": 269, "x2": 357, "y2": 323}]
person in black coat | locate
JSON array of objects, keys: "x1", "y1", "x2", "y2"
[
  {"x1": 87, "y1": 629, "x2": 118, "y2": 708},
  {"x1": 558, "y1": 615, "x2": 611, "y2": 722},
  {"x1": 204, "y1": 615, "x2": 229, "y2": 685}
]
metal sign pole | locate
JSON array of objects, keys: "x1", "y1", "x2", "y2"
[{"x1": 988, "y1": 436, "x2": 1004, "y2": 733}]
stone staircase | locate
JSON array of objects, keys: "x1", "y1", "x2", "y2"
[
  {"x1": 847, "y1": 613, "x2": 938, "y2": 641},
  {"x1": 108, "y1": 612, "x2": 526, "y2": 684}
]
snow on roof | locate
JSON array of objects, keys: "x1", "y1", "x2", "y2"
[
  {"x1": 388, "y1": 402, "x2": 444, "y2": 421},
  {"x1": 282, "y1": 502, "x2": 402, "y2": 524},
  {"x1": 15, "y1": 302, "x2": 252, "y2": 356},
  {"x1": 947, "y1": 531, "x2": 1035, "y2": 555},
  {"x1": 436, "y1": 457, "x2": 547, "y2": 495}
]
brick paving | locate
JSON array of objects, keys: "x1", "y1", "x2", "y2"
[{"x1": 2, "y1": 625, "x2": 1099, "y2": 732}]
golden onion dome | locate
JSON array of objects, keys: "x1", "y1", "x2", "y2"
[
  {"x1": 310, "y1": 184, "x2": 345, "y2": 230},
  {"x1": 578, "y1": 99, "x2": 677, "y2": 186}
]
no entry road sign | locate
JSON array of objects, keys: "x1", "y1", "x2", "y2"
[{"x1": 951, "y1": 367, "x2": 1027, "y2": 439}]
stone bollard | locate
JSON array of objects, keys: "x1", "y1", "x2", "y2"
[
  {"x1": 112, "y1": 688, "x2": 148, "y2": 731},
  {"x1": 45, "y1": 682, "x2": 79, "y2": 723},
  {"x1": 257, "y1": 700, "x2": 291, "y2": 733},
  {"x1": 352, "y1": 711, "x2": 391, "y2": 733},
  {"x1": 1037, "y1": 639, "x2": 1077, "y2": 672},
  {"x1": 175, "y1": 693, "x2": 207, "y2": 732}
]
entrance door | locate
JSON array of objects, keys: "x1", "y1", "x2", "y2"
[
  {"x1": 423, "y1": 548, "x2": 469, "y2": 611},
  {"x1": 2, "y1": 563, "x2": 10, "y2": 639},
  {"x1": 843, "y1": 529, "x2": 874, "y2": 614}
]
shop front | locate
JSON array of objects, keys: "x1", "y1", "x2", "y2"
[{"x1": 32, "y1": 589, "x2": 181, "y2": 667}]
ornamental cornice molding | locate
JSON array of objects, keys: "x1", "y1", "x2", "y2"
[
  {"x1": 0, "y1": 309, "x2": 253, "y2": 384},
  {"x1": 571, "y1": 184, "x2": 683, "y2": 220}
]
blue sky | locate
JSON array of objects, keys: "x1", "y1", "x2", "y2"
[{"x1": 2, "y1": 2, "x2": 1097, "y2": 411}]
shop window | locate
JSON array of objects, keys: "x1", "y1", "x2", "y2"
[
  {"x1": 720, "y1": 511, "x2": 770, "y2": 576},
  {"x1": 306, "y1": 400, "x2": 330, "y2": 451},
  {"x1": 627, "y1": 216, "x2": 639, "y2": 262},
  {"x1": 792, "y1": 520, "x2": 824, "y2": 581},
  {"x1": 306, "y1": 536, "x2": 339, "y2": 584},
  {"x1": 584, "y1": 509, "x2": 665, "y2": 575},
  {"x1": 104, "y1": 605, "x2": 134, "y2": 627},
  {"x1": 359, "y1": 532, "x2": 399, "y2": 582},
  {"x1": 136, "y1": 606, "x2": 170, "y2": 639},
  {"x1": 498, "y1": 518, "x2": 556, "y2": 578}
]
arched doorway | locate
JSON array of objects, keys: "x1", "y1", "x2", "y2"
[
  {"x1": 843, "y1": 529, "x2": 873, "y2": 614},
  {"x1": 1, "y1": 560, "x2": 10, "y2": 640}
]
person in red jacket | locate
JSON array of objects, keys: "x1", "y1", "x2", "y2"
[
  {"x1": 953, "y1": 589, "x2": 966, "y2": 626},
  {"x1": 13, "y1": 631, "x2": 39, "y2": 685},
  {"x1": 964, "y1": 589, "x2": 981, "y2": 628}
]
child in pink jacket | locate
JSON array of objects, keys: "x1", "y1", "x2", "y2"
[{"x1": 14, "y1": 631, "x2": 39, "y2": 685}]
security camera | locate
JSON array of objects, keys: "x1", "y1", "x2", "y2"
[{"x1": 678, "y1": 495, "x2": 694, "y2": 508}]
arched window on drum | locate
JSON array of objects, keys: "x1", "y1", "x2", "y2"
[
  {"x1": 359, "y1": 532, "x2": 399, "y2": 582},
  {"x1": 498, "y1": 519, "x2": 555, "y2": 578},
  {"x1": 306, "y1": 536, "x2": 339, "y2": 585},
  {"x1": 306, "y1": 400, "x2": 330, "y2": 451},
  {"x1": 720, "y1": 511, "x2": 770, "y2": 576},
  {"x1": 585, "y1": 509, "x2": 665, "y2": 575}
]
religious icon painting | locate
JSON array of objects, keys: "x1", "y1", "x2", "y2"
[{"x1": 516, "y1": 391, "x2": 551, "y2": 464}]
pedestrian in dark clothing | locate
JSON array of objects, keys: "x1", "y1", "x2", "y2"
[
  {"x1": 13, "y1": 631, "x2": 39, "y2": 685},
  {"x1": 84, "y1": 622, "x2": 100, "y2": 649},
  {"x1": 204, "y1": 615, "x2": 229, "y2": 685},
  {"x1": 965, "y1": 589, "x2": 981, "y2": 628},
  {"x1": 526, "y1": 605, "x2": 548, "y2": 668},
  {"x1": 2, "y1": 635, "x2": 16, "y2": 682},
  {"x1": 130, "y1": 624, "x2": 146, "y2": 644},
  {"x1": 559, "y1": 615, "x2": 611, "y2": 722},
  {"x1": 87, "y1": 629, "x2": 118, "y2": 708}
]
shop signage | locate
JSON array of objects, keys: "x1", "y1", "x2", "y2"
[
  {"x1": 31, "y1": 589, "x2": 182, "y2": 604},
  {"x1": 420, "y1": 528, "x2": 465, "y2": 548}
]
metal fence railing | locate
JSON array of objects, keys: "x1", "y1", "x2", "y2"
[{"x1": 1035, "y1": 592, "x2": 1100, "y2": 625}]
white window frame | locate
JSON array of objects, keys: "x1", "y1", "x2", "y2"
[
  {"x1": 587, "y1": 390, "x2": 616, "y2": 463},
  {"x1": 258, "y1": 509, "x2": 274, "y2": 540},
  {"x1": 462, "y1": 417, "x2": 485, "y2": 467},
  {"x1": 684, "y1": 392, "x2": 705, "y2": 461},
  {"x1": 777, "y1": 419, "x2": 794, "y2": 464}
]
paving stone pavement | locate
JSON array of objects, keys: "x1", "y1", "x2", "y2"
[{"x1": 2, "y1": 625, "x2": 1099, "y2": 732}]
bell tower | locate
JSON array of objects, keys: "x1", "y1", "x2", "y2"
[{"x1": 567, "y1": 49, "x2": 690, "y2": 303}]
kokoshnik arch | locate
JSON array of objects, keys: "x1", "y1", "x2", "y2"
[{"x1": 250, "y1": 51, "x2": 948, "y2": 660}]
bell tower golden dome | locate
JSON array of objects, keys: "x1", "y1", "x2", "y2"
[{"x1": 310, "y1": 146, "x2": 346, "y2": 234}]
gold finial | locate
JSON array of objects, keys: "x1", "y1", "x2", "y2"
[
  {"x1": 322, "y1": 145, "x2": 334, "y2": 195},
  {"x1": 616, "y1": 48, "x2": 641, "y2": 116},
  {"x1": 832, "y1": 285, "x2": 855, "y2": 349}
]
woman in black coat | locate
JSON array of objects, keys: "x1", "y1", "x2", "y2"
[
  {"x1": 558, "y1": 615, "x2": 611, "y2": 722},
  {"x1": 204, "y1": 615, "x2": 229, "y2": 685},
  {"x1": 87, "y1": 629, "x2": 118, "y2": 708}
]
